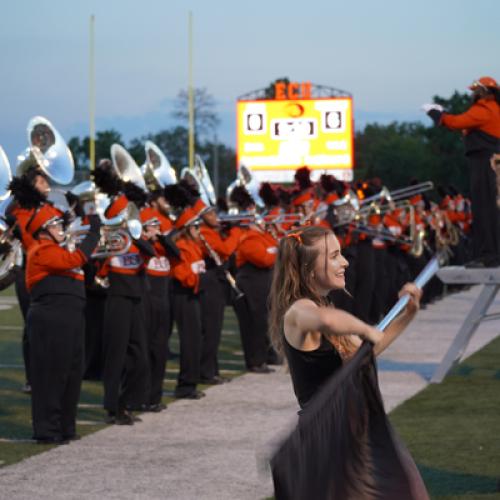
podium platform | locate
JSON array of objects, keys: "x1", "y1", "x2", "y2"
[{"x1": 432, "y1": 266, "x2": 500, "y2": 383}]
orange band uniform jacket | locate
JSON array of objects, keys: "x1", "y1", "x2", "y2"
[
  {"x1": 199, "y1": 225, "x2": 242, "y2": 262},
  {"x1": 441, "y1": 98, "x2": 500, "y2": 155},
  {"x1": 26, "y1": 240, "x2": 87, "y2": 298},
  {"x1": 170, "y1": 237, "x2": 205, "y2": 293},
  {"x1": 236, "y1": 228, "x2": 278, "y2": 269}
]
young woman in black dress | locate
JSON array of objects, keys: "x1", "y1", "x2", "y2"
[{"x1": 268, "y1": 225, "x2": 429, "y2": 499}]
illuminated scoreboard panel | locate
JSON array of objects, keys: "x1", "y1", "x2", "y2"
[{"x1": 237, "y1": 98, "x2": 353, "y2": 183}]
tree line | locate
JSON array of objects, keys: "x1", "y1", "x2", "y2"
[{"x1": 68, "y1": 87, "x2": 472, "y2": 196}]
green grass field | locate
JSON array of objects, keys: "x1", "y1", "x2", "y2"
[
  {"x1": 1, "y1": 285, "x2": 500, "y2": 499},
  {"x1": 390, "y1": 334, "x2": 500, "y2": 500}
]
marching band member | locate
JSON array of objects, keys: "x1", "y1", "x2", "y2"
[
  {"x1": 290, "y1": 167, "x2": 315, "y2": 222},
  {"x1": 92, "y1": 162, "x2": 153, "y2": 424},
  {"x1": 25, "y1": 204, "x2": 101, "y2": 443},
  {"x1": 168, "y1": 203, "x2": 207, "y2": 399},
  {"x1": 230, "y1": 185, "x2": 278, "y2": 372},
  {"x1": 198, "y1": 203, "x2": 242, "y2": 384},
  {"x1": 260, "y1": 182, "x2": 287, "y2": 239},
  {"x1": 424, "y1": 76, "x2": 500, "y2": 267},
  {"x1": 178, "y1": 178, "x2": 243, "y2": 383},
  {"x1": 140, "y1": 207, "x2": 173, "y2": 411},
  {"x1": 7, "y1": 167, "x2": 51, "y2": 392}
]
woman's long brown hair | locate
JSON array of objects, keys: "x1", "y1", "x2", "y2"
[{"x1": 268, "y1": 225, "x2": 332, "y2": 357}]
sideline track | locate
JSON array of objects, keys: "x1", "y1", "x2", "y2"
[{"x1": 0, "y1": 285, "x2": 498, "y2": 500}]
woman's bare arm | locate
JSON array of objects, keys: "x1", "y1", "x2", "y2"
[{"x1": 284, "y1": 299, "x2": 383, "y2": 349}]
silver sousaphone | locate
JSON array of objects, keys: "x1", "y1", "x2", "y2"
[
  {"x1": 0, "y1": 147, "x2": 23, "y2": 289},
  {"x1": 110, "y1": 144, "x2": 145, "y2": 239},
  {"x1": 181, "y1": 154, "x2": 217, "y2": 206},
  {"x1": 142, "y1": 141, "x2": 177, "y2": 191},
  {"x1": 17, "y1": 116, "x2": 75, "y2": 185},
  {"x1": 226, "y1": 164, "x2": 264, "y2": 213},
  {"x1": 111, "y1": 143, "x2": 146, "y2": 191}
]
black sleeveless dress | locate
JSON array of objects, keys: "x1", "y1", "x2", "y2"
[
  {"x1": 283, "y1": 334, "x2": 343, "y2": 409},
  {"x1": 272, "y1": 335, "x2": 429, "y2": 500}
]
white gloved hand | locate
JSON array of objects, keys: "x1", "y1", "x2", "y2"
[{"x1": 421, "y1": 103, "x2": 444, "y2": 113}]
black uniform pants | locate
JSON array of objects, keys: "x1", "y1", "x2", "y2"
[
  {"x1": 234, "y1": 265, "x2": 272, "y2": 369},
  {"x1": 28, "y1": 294, "x2": 85, "y2": 440},
  {"x1": 172, "y1": 285, "x2": 202, "y2": 396},
  {"x1": 14, "y1": 267, "x2": 31, "y2": 385},
  {"x1": 102, "y1": 295, "x2": 148, "y2": 412},
  {"x1": 199, "y1": 269, "x2": 226, "y2": 380},
  {"x1": 144, "y1": 277, "x2": 171, "y2": 405},
  {"x1": 352, "y1": 240, "x2": 375, "y2": 323},
  {"x1": 469, "y1": 152, "x2": 500, "y2": 261},
  {"x1": 370, "y1": 248, "x2": 388, "y2": 323}
]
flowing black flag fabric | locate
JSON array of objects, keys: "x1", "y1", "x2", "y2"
[{"x1": 270, "y1": 342, "x2": 429, "y2": 500}]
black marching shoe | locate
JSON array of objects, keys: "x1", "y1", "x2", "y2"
[
  {"x1": 105, "y1": 410, "x2": 136, "y2": 425},
  {"x1": 174, "y1": 390, "x2": 206, "y2": 400}
]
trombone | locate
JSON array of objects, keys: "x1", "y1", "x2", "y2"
[{"x1": 360, "y1": 181, "x2": 434, "y2": 206}]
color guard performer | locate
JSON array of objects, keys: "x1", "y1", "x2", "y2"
[{"x1": 268, "y1": 225, "x2": 428, "y2": 499}]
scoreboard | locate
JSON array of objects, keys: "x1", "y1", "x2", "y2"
[{"x1": 236, "y1": 89, "x2": 354, "y2": 183}]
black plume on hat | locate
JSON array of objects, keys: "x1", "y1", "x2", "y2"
[
  {"x1": 319, "y1": 174, "x2": 338, "y2": 193},
  {"x1": 230, "y1": 185, "x2": 254, "y2": 210},
  {"x1": 259, "y1": 182, "x2": 278, "y2": 207},
  {"x1": 8, "y1": 176, "x2": 46, "y2": 209},
  {"x1": 294, "y1": 166, "x2": 312, "y2": 190},
  {"x1": 277, "y1": 187, "x2": 292, "y2": 206},
  {"x1": 164, "y1": 184, "x2": 193, "y2": 210},
  {"x1": 92, "y1": 160, "x2": 123, "y2": 196},
  {"x1": 179, "y1": 178, "x2": 200, "y2": 200},
  {"x1": 122, "y1": 181, "x2": 148, "y2": 208}
]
